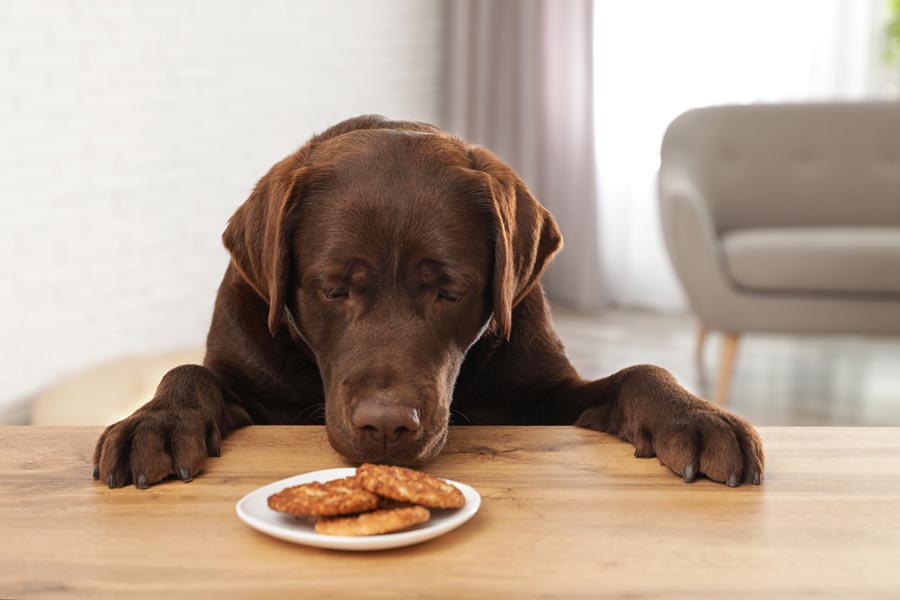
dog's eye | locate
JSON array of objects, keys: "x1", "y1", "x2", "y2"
[
  {"x1": 322, "y1": 286, "x2": 349, "y2": 300},
  {"x1": 437, "y1": 289, "x2": 462, "y2": 303}
]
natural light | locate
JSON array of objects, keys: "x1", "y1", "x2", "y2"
[{"x1": 592, "y1": 0, "x2": 880, "y2": 309}]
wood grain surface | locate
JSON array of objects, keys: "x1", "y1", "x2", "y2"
[{"x1": 1, "y1": 426, "x2": 899, "y2": 599}]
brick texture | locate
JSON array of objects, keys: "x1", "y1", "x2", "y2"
[{"x1": 0, "y1": 0, "x2": 445, "y2": 422}]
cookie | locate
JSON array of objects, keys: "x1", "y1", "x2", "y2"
[
  {"x1": 356, "y1": 463, "x2": 465, "y2": 509},
  {"x1": 376, "y1": 497, "x2": 415, "y2": 510},
  {"x1": 314, "y1": 506, "x2": 431, "y2": 536},
  {"x1": 267, "y1": 476, "x2": 379, "y2": 516}
]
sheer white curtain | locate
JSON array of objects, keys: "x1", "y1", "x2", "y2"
[
  {"x1": 444, "y1": 0, "x2": 606, "y2": 310},
  {"x1": 594, "y1": 0, "x2": 883, "y2": 310}
]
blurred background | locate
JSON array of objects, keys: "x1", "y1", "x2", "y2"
[{"x1": 2, "y1": 0, "x2": 899, "y2": 427}]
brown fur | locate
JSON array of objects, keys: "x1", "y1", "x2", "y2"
[{"x1": 93, "y1": 116, "x2": 764, "y2": 490}]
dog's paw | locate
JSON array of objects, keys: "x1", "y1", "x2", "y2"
[
  {"x1": 648, "y1": 407, "x2": 764, "y2": 487},
  {"x1": 92, "y1": 399, "x2": 221, "y2": 490}
]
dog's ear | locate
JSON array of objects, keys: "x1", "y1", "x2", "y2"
[
  {"x1": 221, "y1": 114, "x2": 438, "y2": 337},
  {"x1": 466, "y1": 146, "x2": 563, "y2": 340},
  {"x1": 222, "y1": 154, "x2": 312, "y2": 336}
]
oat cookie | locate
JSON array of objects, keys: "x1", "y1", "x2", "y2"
[
  {"x1": 376, "y1": 497, "x2": 415, "y2": 510},
  {"x1": 356, "y1": 463, "x2": 465, "y2": 509},
  {"x1": 315, "y1": 506, "x2": 431, "y2": 536},
  {"x1": 267, "y1": 476, "x2": 379, "y2": 516}
]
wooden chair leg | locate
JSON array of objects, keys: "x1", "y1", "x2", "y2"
[
  {"x1": 714, "y1": 332, "x2": 740, "y2": 406},
  {"x1": 695, "y1": 325, "x2": 708, "y2": 364}
]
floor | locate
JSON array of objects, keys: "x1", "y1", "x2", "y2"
[{"x1": 549, "y1": 304, "x2": 900, "y2": 427}]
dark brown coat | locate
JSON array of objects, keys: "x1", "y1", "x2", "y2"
[{"x1": 93, "y1": 116, "x2": 763, "y2": 489}]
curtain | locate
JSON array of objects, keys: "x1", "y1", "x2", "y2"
[
  {"x1": 444, "y1": 0, "x2": 607, "y2": 310},
  {"x1": 592, "y1": 0, "x2": 883, "y2": 310},
  {"x1": 444, "y1": 0, "x2": 883, "y2": 312}
]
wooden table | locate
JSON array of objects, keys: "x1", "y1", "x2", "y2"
[{"x1": 2, "y1": 426, "x2": 899, "y2": 599}]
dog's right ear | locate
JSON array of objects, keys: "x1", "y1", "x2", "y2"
[
  {"x1": 222, "y1": 153, "x2": 312, "y2": 336},
  {"x1": 222, "y1": 114, "x2": 443, "y2": 336}
]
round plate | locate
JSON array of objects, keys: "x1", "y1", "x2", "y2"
[{"x1": 235, "y1": 467, "x2": 481, "y2": 551}]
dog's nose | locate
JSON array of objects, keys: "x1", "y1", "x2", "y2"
[{"x1": 351, "y1": 400, "x2": 420, "y2": 446}]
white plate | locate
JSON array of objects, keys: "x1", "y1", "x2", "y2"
[{"x1": 235, "y1": 467, "x2": 481, "y2": 551}]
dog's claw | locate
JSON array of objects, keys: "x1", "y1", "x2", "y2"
[
  {"x1": 107, "y1": 474, "x2": 116, "y2": 489},
  {"x1": 727, "y1": 473, "x2": 739, "y2": 488},
  {"x1": 92, "y1": 464, "x2": 100, "y2": 480},
  {"x1": 683, "y1": 464, "x2": 695, "y2": 483},
  {"x1": 136, "y1": 475, "x2": 148, "y2": 489},
  {"x1": 179, "y1": 468, "x2": 192, "y2": 483},
  {"x1": 753, "y1": 471, "x2": 761, "y2": 485}
]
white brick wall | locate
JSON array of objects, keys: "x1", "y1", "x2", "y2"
[{"x1": 0, "y1": 0, "x2": 446, "y2": 422}]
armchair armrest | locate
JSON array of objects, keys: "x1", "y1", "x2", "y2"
[{"x1": 658, "y1": 171, "x2": 737, "y2": 328}]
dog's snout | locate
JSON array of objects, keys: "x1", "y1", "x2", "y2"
[{"x1": 351, "y1": 399, "x2": 420, "y2": 446}]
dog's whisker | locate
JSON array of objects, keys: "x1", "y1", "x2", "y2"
[
  {"x1": 449, "y1": 408, "x2": 471, "y2": 425},
  {"x1": 291, "y1": 403, "x2": 327, "y2": 425}
]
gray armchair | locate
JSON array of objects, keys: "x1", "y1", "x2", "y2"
[{"x1": 659, "y1": 102, "x2": 900, "y2": 404}]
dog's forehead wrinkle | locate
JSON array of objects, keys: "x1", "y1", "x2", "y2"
[
  {"x1": 302, "y1": 193, "x2": 490, "y2": 289},
  {"x1": 313, "y1": 128, "x2": 470, "y2": 172}
]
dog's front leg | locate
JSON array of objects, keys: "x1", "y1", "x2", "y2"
[
  {"x1": 92, "y1": 365, "x2": 251, "y2": 489},
  {"x1": 547, "y1": 365, "x2": 764, "y2": 487}
]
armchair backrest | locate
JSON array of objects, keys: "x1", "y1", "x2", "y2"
[{"x1": 660, "y1": 102, "x2": 900, "y2": 234}]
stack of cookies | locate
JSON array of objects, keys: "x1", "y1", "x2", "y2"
[{"x1": 267, "y1": 463, "x2": 465, "y2": 536}]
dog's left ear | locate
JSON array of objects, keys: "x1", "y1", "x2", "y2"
[
  {"x1": 222, "y1": 154, "x2": 313, "y2": 336},
  {"x1": 466, "y1": 146, "x2": 563, "y2": 340}
]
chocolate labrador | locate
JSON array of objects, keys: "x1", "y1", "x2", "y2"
[{"x1": 93, "y1": 115, "x2": 763, "y2": 489}]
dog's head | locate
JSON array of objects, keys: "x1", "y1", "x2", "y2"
[{"x1": 222, "y1": 116, "x2": 561, "y2": 465}]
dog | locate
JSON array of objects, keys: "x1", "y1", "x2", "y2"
[{"x1": 93, "y1": 115, "x2": 763, "y2": 489}]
